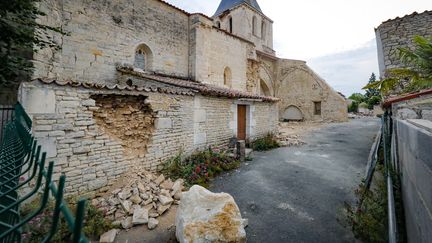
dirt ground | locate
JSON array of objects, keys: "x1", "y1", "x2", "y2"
[{"x1": 277, "y1": 121, "x2": 324, "y2": 137}]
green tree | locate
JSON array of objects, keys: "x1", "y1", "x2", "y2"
[
  {"x1": 0, "y1": 0, "x2": 63, "y2": 85},
  {"x1": 348, "y1": 93, "x2": 366, "y2": 103},
  {"x1": 364, "y1": 35, "x2": 432, "y2": 95},
  {"x1": 365, "y1": 73, "x2": 380, "y2": 98}
]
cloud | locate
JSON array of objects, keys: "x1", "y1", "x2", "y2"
[{"x1": 307, "y1": 40, "x2": 379, "y2": 96}]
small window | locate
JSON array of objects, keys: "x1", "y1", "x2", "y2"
[
  {"x1": 224, "y1": 67, "x2": 232, "y2": 87},
  {"x1": 252, "y1": 16, "x2": 257, "y2": 36},
  {"x1": 228, "y1": 17, "x2": 233, "y2": 33},
  {"x1": 314, "y1": 102, "x2": 322, "y2": 115},
  {"x1": 216, "y1": 21, "x2": 221, "y2": 28},
  {"x1": 261, "y1": 21, "x2": 266, "y2": 39},
  {"x1": 134, "y1": 43, "x2": 153, "y2": 71}
]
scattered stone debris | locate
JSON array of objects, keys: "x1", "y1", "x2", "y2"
[
  {"x1": 92, "y1": 166, "x2": 184, "y2": 233},
  {"x1": 276, "y1": 134, "x2": 306, "y2": 147},
  {"x1": 176, "y1": 185, "x2": 247, "y2": 243}
]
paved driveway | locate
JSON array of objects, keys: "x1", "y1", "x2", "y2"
[{"x1": 211, "y1": 118, "x2": 380, "y2": 243}]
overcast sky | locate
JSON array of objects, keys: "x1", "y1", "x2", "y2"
[{"x1": 165, "y1": 0, "x2": 430, "y2": 96}]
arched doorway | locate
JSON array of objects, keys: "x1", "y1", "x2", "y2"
[{"x1": 282, "y1": 106, "x2": 303, "y2": 121}]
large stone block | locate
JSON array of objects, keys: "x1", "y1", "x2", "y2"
[
  {"x1": 20, "y1": 86, "x2": 56, "y2": 114},
  {"x1": 155, "y1": 118, "x2": 172, "y2": 129},
  {"x1": 176, "y1": 185, "x2": 247, "y2": 243}
]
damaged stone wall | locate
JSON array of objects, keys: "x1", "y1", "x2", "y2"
[
  {"x1": 246, "y1": 60, "x2": 259, "y2": 93},
  {"x1": 92, "y1": 95, "x2": 155, "y2": 157},
  {"x1": 274, "y1": 59, "x2": 347, "y2": 122},
  {"x1": 20, "y1": 81, "x2": 194, "y2": 195}
]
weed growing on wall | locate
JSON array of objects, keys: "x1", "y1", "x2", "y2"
[{"x1": 163, "y1": 148, "x2": 240, "y2": 188}]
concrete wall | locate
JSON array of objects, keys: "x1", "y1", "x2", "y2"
[
  {"x1": 34, "y1": 0, "x2": 190, "y2": 82},
  {"x1": 375, "y1": 11, "x2": 432, "y2": 77},
  {"x1": 396, "y1": 119, "x2": 432, "y2": 243},
  {"x1": 391, "y1": 93, "x2": 432, "y2": 242},
  {"x1": 19, "y1": 81, "x2": 278, "y2": 194}
]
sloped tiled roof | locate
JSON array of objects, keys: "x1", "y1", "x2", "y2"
[
  {"x1": 383, "y1": 88, "x2": 432, "y2": 108},
  {"x1": 214, "y1": 0, "x2": 263, "y2": 17},
  {"x1": 117, "y1": 67, "x2": 279, "y2": 102},
  {"x1": 33, "y1": 78, "x2": 196, "y2": 96}
]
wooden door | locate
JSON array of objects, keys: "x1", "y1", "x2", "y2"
[{"x1": 237, "y1": 105, "x2": 246, "y2": 140}]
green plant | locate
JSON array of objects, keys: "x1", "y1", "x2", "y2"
[
  {"x1": 345, "y1": 176, "x2": 388, "y2": 243},
  {"x1": 348, "y1": 100, "x2": 359, "y2": 113},
  {"x1": 163, "y1": 148, "x2": 240, "y2": 187},
  {"x1": 20, "y1": 197, "x2": 113, "y2": 242},
  {"x1": 252, "y1": 133, "x2": 280, "y2": 151},
  {"x1": 364, "y1": 35, "x2": 432, "y2": 95},
  {"x1": 0, "y1": 0, "x2": 65, "y2": 85}
]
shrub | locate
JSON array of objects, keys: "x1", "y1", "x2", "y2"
[
  {"x1": 252, "y1": 133, "x2": 280, "y2": 151},
  {"x1": 163, "y1": 148, "x2": 240, "y2": 187}
]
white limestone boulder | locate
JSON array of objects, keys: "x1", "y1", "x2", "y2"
[{"x1": 175, "y1": 185, "x2": 246, "y2": 243}]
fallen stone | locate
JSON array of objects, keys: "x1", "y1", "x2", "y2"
[
  {"x1": 111, "y1": 189, "x2": 121, "y2": 195},
  {"x1": 143, "y1": 198, "x2": 153, "y2": 206},
  {"x1": 154, "y1": 174, "x2": 165, "y2": 185},
  {"x1": 157, "y1": 204, "x2": 171, "y2": 215},
  {"x1": 149, "y1": 212, "x2": 159, "y2": 218},
  {"x1": 99, "y1": 229, "x2": 119, "y2": 243},
  {"x1": 132, "y1": 207, "x2": 149, "y2": 225},
  {"x1": 160, "y1": 178, "x2": 173, "y2": 189},
  {"x1": 148, "y1": 218, "x2": 159, "y2": 230},
  {"x1": 120, "y1": 200, "x2": 132, "y2": 214},
  {"x1": 173, "y1": 191, "x2": 182, "y2": 200},
  {"x1": 137, "y1": 182, "x2": 146, "y2": 193},
  {"x1": 118, "y1": 189, "x2": 132, "y2": 200},
  {"x1": 121, "y1": 217, "x2": 133, "y2": 229},
  {"x1": 107, "y1": 197, "x2": 120, "y2": 206},
  {"x1": 175, "y1": 185, "x2": 246, "y2": 243},
  {"x1": 171, "y1": 179, "x2": 184, "y2": 195},
  {"x1": 130, "y1": 195, "x2": 142, "y2": 205},
  {"x1": 140, "y1": 193, "x2": 150, "y2": 200},
  {"x1": 159, "y1": 195, "x2": 174, "y2": 206}
]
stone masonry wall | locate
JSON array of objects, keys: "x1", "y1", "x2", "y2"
[
  {"x1": 19, "y1": 82, "x2": 278, "y2": 194},
  {"x1": 275, "y1": 59, "x2": 347, "y2": 122},
  {"x1": 34, "y1": 0, "x2": 190, "y2": 83},
  {"x1": 190, "y1": 15, "x2": 252, "y2": 91},
  {"x1": 375, "y1": 11, "x2": 432, "y2": 77}
]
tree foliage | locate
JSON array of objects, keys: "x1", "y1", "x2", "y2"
[
  {"x1": 0, "y1": 0, "x2": 63, "y2": 86},
  {"x1": 364, "y1": 35, "x2": 432, "y2": 95}
]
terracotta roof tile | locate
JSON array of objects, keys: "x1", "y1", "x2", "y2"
[
  {"x1": 383, "y1": 88, "x2": 432, "y2": 108},
  {"x1": 117, "y1": 67, "x2": 279, "y2": 102},
  {"x1": 33, "y1": 78, "x2": 195, "y2": 96}
]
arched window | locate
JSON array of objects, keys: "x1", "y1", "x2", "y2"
[
  {"x1": 261, "y1": 21, "x2": 266, "y2": 40},
  {"x1": 216, "y1": 21, "x2": 221, "y2": 28},
  {"x1": 224, "y1": 67, "x2": 232, "y2": 87},
  {"x1": 134, "y1": 43, "x2": 153, "y2": 71},
  {"x1": 252, "y1": 16, "x2": 257, "y2": 36},
  {"x1": 228, "y1": 17, "x2": 233, "y2": 33}
]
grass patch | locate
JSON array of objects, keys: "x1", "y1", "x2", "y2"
[
  {"x1": 252, "y1": 133, "x2": 280, "y2": 151},
  {"x1": 163, "y1": 148, "x2": 240, "y2": 187},
  {"x1": 345, "y1": 174, "x2": 388, "y2": 243},
  {"x1": 21, "y1": 197, "x2": 113, "y2": 242}
]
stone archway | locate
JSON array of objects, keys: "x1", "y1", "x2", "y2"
[{"x1": 282, "y1": 105, "x2": 303, "y2": 121}]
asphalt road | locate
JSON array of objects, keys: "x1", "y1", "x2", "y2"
[{"x1": 210, "y1": 118, "x2": 380, "y2": 243}]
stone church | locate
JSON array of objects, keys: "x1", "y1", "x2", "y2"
[{"x1": 18, "y1": 0, "x2": 347, "y2": 193}]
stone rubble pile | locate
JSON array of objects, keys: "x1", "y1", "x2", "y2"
[
  {"x1": 276, "y1": 134, "x2": 305, "y2": 147},
  {"x1": 92, "y1": 167, "x2": 184, "y2": 232}
]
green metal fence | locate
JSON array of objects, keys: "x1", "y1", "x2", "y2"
[{"x1": 0, "y1": 103, "x2": 88, "y2": 243}]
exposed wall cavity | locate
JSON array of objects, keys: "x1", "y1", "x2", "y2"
[{"x1": 92, "y1": 95, "x2": 155, "y2": 157}]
